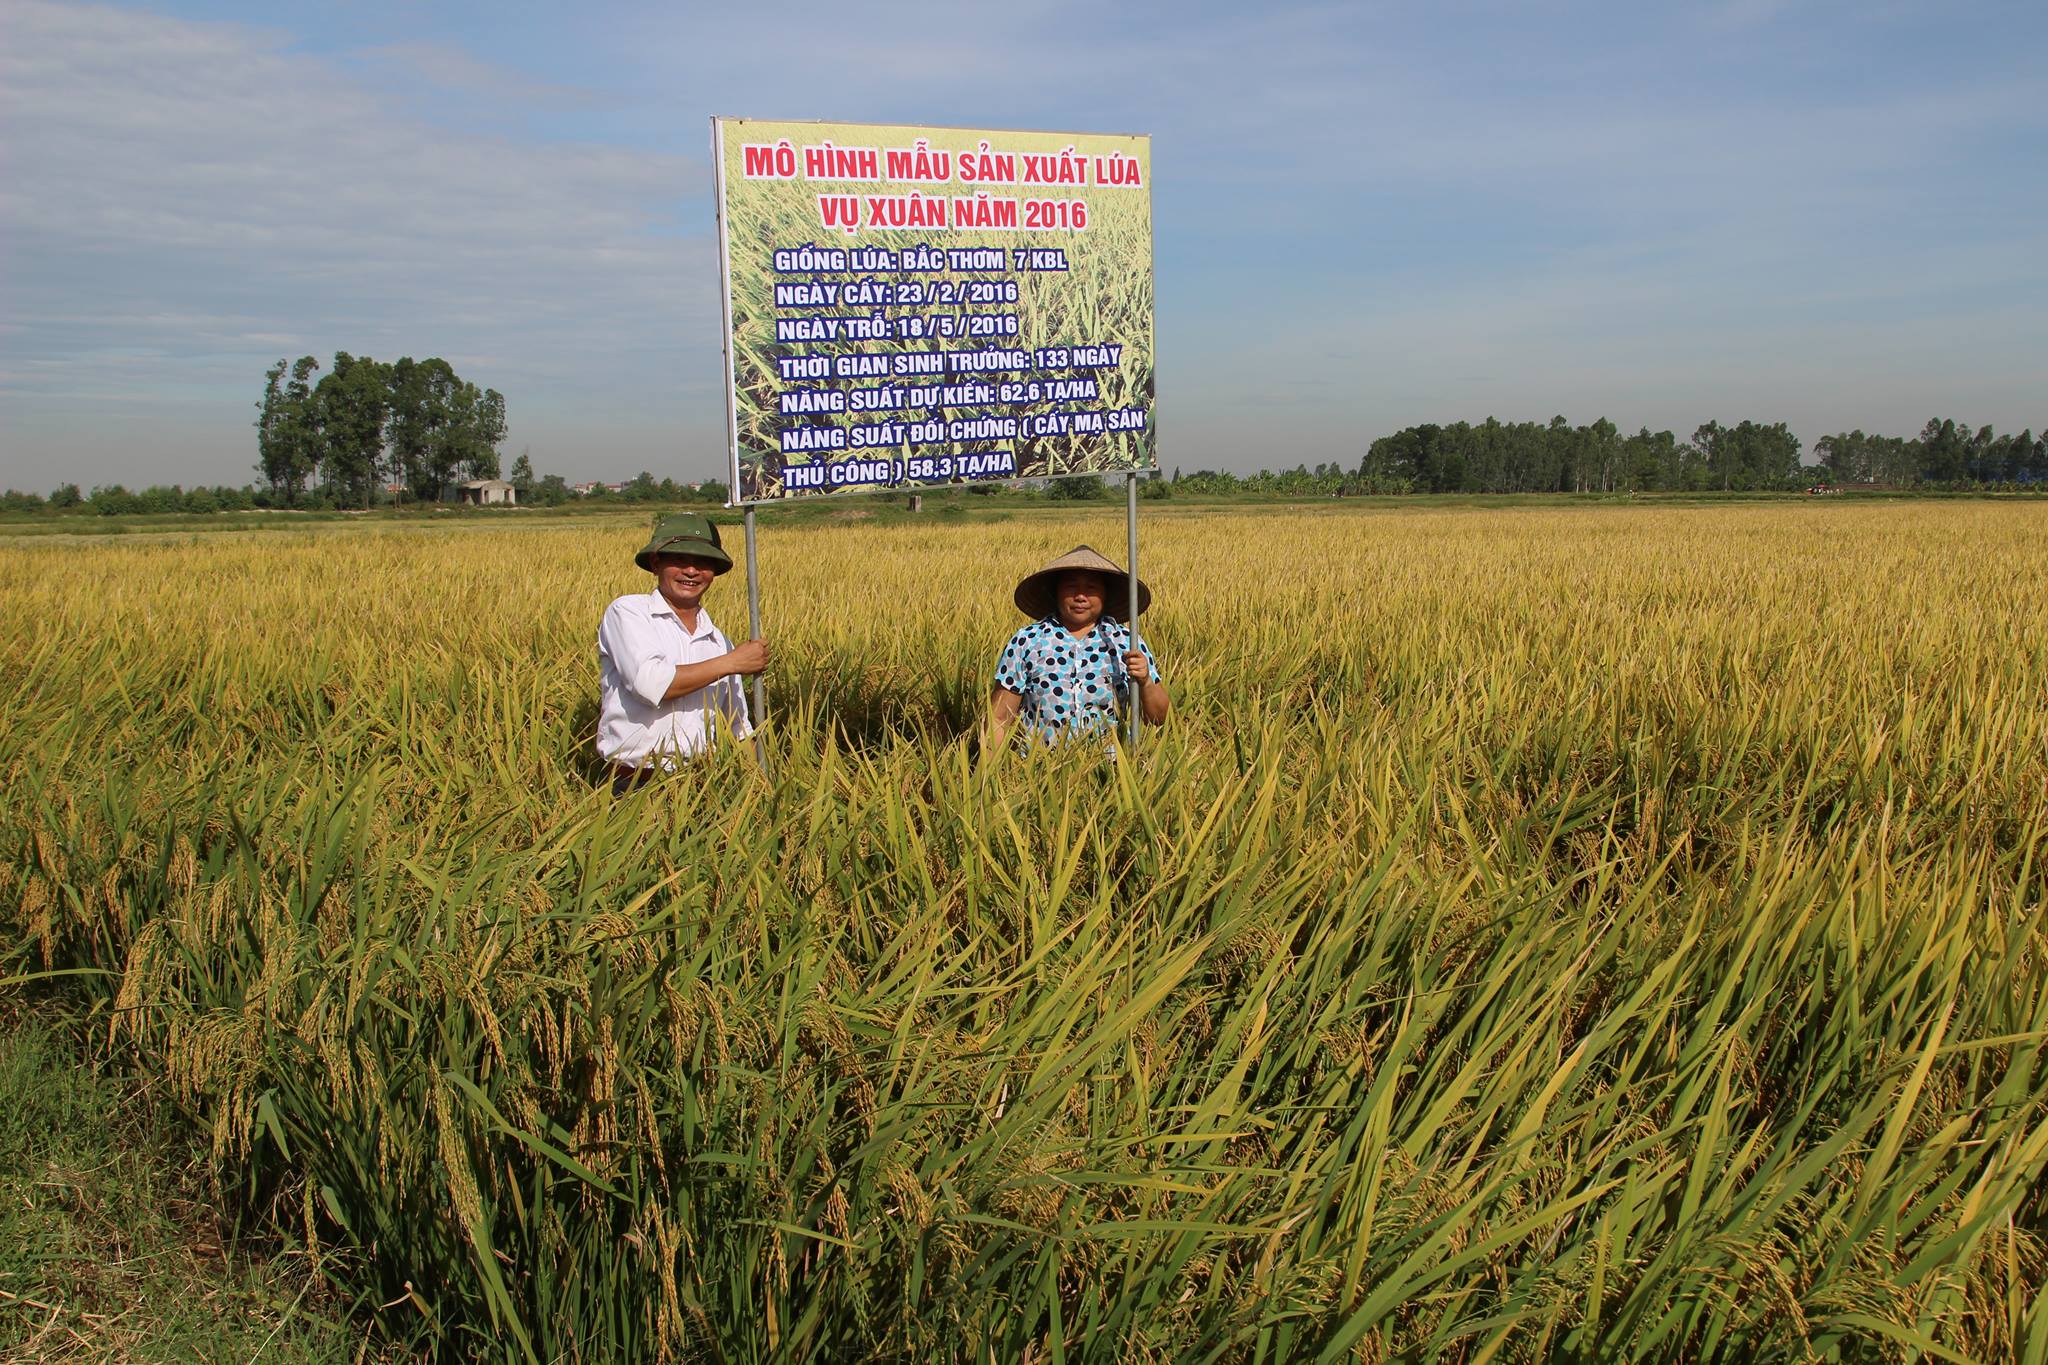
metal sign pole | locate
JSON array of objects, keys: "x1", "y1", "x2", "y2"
[
  {"x1": 1126, "y1": 470, "x2": 1142, "y2": 754},
  {"x1": 713, "y1": 119, "x2": 767, "y2": 778},
  {"x1": 744, "y1": 506, "x2": 768, "y2": 776}
]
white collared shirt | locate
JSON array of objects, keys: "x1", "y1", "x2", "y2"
[{"x1": 596, "y1": 591, "x2": 752, "y2": 767}]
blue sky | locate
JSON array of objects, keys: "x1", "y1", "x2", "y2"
[{"x1": 2, "y1": 0, "x2": 2042, "y2": 489}]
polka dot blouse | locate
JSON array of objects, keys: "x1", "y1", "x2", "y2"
[{"x1": 993, "y1": 617, "x2": 1162, "y2": 745}]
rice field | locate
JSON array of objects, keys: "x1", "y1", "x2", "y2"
[{"x1": 3, "y1": 500, "x2": 2046, "y2": 1362}]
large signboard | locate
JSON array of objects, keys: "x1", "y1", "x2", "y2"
[{"x1": 713, "y1": 119, "x2": 1154, "y2": 504}]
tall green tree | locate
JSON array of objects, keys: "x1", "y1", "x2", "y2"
[
  {"x1": 1620, "y1": 427, "x2": 1677, "y2": 491},
  {"x1": 310, "y1": 352, "x2": 391, "y2": 508},
  {"x1": 1815, "y1": 430, "x2": 1863, "y2": 482},
  {"x1": 255, "y1": 360, "x2": 289, "y2": 494},
  {"x1": 284, "y1": 358, "x2": 321, "y2": 494},
  {"x1": 386, "y1": 357, "x2": 462, "y2": 500},
  {"x1": 1583, "y1": 417, "x2": 1621, "y2": 493},
  {"x1": 1726, "y1": 420, "x2": 1802, "y2": 489},
  {"x1": 1693, "y1": 421, "x2": 1731, "y2": 491},
  {"x1": 254, "y1": 356, "x2": 321, "y2": 503},
  {"x1": 1917, "y1": 419, "x2": 1970, "y2": 483},
  {"x1": 1047, "y1": 474, "x2": 1108, "y2": 500},
  {"x1": 432, "y1": 380, "x2": 507, "y2": 490},
  {"x1": 2003, "y1": 429, "x2": 2037, "y2": 483},
  {"x1": 263, "y1": 354, "x2": 508, "y2": 505},
  {"x1": 468, "y1": 388, "x2": 507, "y2": 481},
  {"x1": 1361, "y1": 424, "x2": 1441, "y2": 491}
]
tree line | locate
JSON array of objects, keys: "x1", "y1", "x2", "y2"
[
  {"x1": 5, "y1": 409, "x2": 2042, "y2": 517},
  {"x1": 0, "y1": 468, "x2": 727, "y2": 518},
  {"x1": 256, "y1": 354, "x2": 507, "y2": 506},
  {"x1": 1155, "y1": 415, "x2": 2043, "y2": 497},
  {"x1": 1811, "y1": 420, "x2": 2043, "y2": 486}
]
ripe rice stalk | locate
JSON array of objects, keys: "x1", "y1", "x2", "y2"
[{"x1": 0, "y1": 502, "x2": 2043, "y2": 1360}]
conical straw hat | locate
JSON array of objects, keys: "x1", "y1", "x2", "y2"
[{"x1": 1013, "y1": 545, "x2": 1151, "y2": 620}]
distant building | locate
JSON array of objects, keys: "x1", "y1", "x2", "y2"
[
  {"x1": 566, "y1": 478, "x2": 706, "y2": 497},
  {"x1": 456, "y1": 479, "x2": 516, "y2": 506}
]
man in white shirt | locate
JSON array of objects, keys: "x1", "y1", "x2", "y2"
[{"x1": 597, "y1": 512, "x2": 770, "y2": 793}]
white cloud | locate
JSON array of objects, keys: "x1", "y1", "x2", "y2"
[
  {"x1": 0, "y1": 0, "x2": 2040, "y2": 487},
  {"x1": 347, "y1": 41, "x2": 602, "y2": 109},
  {"x1": 0, "y1": 0, "x2": 714, "y2": 485}
]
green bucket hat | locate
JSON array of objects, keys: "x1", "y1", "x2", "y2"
[{"x1": 634, "y1": 512, "x2": 734, "y2": 574}]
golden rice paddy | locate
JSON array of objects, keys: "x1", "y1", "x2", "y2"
[{"x1": 3, "y1": 500, "x2": 2045, "y2": 1362}]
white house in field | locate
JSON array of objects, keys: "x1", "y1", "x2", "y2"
[{"x1": 455, "y1": 479, "x2": 516, "y2": 506}]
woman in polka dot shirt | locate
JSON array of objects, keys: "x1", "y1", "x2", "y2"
[{"x1": 988, "y1": 545, "x2": 1169, "y2": 748}]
